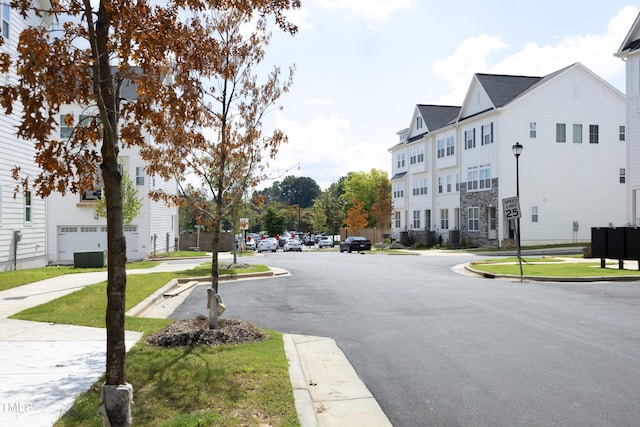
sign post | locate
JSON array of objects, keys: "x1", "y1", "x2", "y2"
[{"x1": 502, "y1": 196, "x2": 523, "y2": 281}]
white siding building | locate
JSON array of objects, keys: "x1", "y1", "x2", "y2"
[
  {"x1": 390, "y1": 63, "x2": 626, "y2": 248},
  {"x1": 0, "y1": 2, "x2": 52, "y2": 271},
  {"x1": 45, "y1": 102, "x2": 179, "y2": 264},
  {"x1": 616, "y1": 13, "x2": 640, "y2": 226}
]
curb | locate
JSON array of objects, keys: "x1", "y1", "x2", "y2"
[
  {"x1": 283, "y1": 334, "x2": 319, "y2": 427},
  {"x1": 126, "y1": 269, "x2": 278, "y2": 317}
]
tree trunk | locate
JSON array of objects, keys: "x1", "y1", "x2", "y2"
[
  {"x1": 95, "y1": 3, "x2": 131, "y2": 426},
  {"x1": 209, "y1": 217, "x2": 221, "y2": 329}
]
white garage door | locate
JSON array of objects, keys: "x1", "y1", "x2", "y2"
[{"x1": 57, "y1": 225, "x2": 139, "y2": 262}]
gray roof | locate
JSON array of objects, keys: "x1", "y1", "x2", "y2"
[
  {"x1": 475, "y1": 73, "x2": 542, "y2": 108},
  {"x1": 416, "y1": 105, "x2": 461, "y2": 132}
]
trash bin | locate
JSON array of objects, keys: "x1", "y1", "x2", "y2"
[{"x1": 74, "y1": 251, "x2": 107, "y2": 268}]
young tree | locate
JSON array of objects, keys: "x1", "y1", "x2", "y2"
[
  {"x1": 370, "y1": 178, "x2": 393, "y2": 243},
  {"x1": 94, "y1": 174, "x2": 142, "y2": 226},
  {"x1": 345, "y1": 197, "x2": 368, "y2": 232},
  {"x1": 343, "y1": 169, "x2": 389, "y2": 226},
  {"x1": 0, "y1": 0, "x2": 298, "y2": 424},
  {"x1": 145, "y1": 6, "x2": 297, "y2": 329}
]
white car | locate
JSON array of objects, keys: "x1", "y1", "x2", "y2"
[
  {"x1": 283, "y1": 238, "x2": 302, "y2": 252},
  {"x1": 245, "y1": 239, "x2": 256, "y2": 251},
  {"x1": 317, "y1": 236, "x2": 334, "y2": 248},
  {"x1": 257, "y1": 237, "x2": 278, "y2": 252}
]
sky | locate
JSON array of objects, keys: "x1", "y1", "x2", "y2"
[{"x1": 256, "y1": 1, "x2": 640, "y2": 191}]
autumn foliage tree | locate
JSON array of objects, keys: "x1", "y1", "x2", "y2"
[
  {"x1": 145, "y1": 6, "x2": 297, "y2": 329},
  {"x1": 345, "y1": 197, "x2": 369, "y2": 232},
  {"x1": 0, "y1": 0, "x2": 298, "y2": 425}
]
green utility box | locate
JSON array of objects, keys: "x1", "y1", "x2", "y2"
[{"x1": 74, "y1": 251, "x2": 107, "y2": 268}]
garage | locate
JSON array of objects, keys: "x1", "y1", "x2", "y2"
[{"x1": 57, "y1": 225, "x2": 139, "y2": 262}]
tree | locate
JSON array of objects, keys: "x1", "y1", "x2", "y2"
[
  {"x1": 343, "y1": 169, "x2": 389, "y2": 226},
  {"x1": 345, "y1": 197, "x2": 368, "y2": 232},
  {"x1": 144, "y1": 5, "x2": 298, "y2": 330},
  {"x1": 278, "y1": 175, "x2": 321, "y2": 208},
  {"x1": 94, "y1": 173, "x2": 142, "y2": 226},
  {"x1": 0, "y1": 0, "x2": 298, "y2": 424},
  {"x1": 370, "y1": 179, "x2": 393, "y2": 243},
  {"x1": 261, "y1": 202, "x2": 287, "y2": 236}
]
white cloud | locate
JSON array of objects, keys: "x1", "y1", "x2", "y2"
[
  {"x1": 262, "y1": 112, "x2": 388, "y2": 189},
  {"x1": 313, "y1": 0, "x2": 416, "y2": 23},
  {"x1": 433, "y1": 5, "x2": 638, "y2": 105},
  {"x1": 284, "y1": 7, "x2": 314, "y2": 30},
  {"x1": 301, "y1": 97, "x2": 333, "y2": 106}
]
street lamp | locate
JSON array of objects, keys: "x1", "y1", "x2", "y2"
[{"x1": 512, "y1": 142, "x2": 524, "y2": 281}]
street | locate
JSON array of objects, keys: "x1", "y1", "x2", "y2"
[{"x1": 172, "y1": 251, "x2": 640, "y2": 426}]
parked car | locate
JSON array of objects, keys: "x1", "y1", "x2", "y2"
[
  {"x1": 245, "y1": 238, "x2": 256, "y2": 251},
  {"x1": 317, "y1": 236, "x2": 334, "y2": 248},
  {"x1": 339, "y1": 236, "x2": 371, "y2": 253},
  {"x1": 283, "y1": 238, "x2": 302, "y2": 252},
  {"x1": 303, "y1": 235, "x2": 316, "y2": 246},
  {"x1": 257, "y1": 237, "x2": 278, "y2": 252}
]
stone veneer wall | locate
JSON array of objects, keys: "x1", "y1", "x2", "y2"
[{"x1": 459, "y1": 178, "x2": 499, "y2": 248}]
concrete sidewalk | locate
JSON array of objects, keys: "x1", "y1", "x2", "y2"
[{"x1": 0, "y1": 260, "x2": 391, "y2": 426}]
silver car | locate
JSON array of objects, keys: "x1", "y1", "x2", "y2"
[
  {"x1": 257, "y1": 237, "x2": 278, "y2": 252},
  {"x1": 283, "y1": 238, "x2": 302, "y2": 252}
]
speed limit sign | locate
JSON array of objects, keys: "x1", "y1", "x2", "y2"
[{"x1": 502, "y1": 197, "x2": 521, "y2": 220}]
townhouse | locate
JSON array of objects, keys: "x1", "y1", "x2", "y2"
[
  {"x1": 390, "y1": 63, "x2": 626, "y2": 248},
  {"x1": 0, "y1": 1, "x2": 52, "y2": 271},
  {"x1": 616, "y1": 13, "x2": 640, "y2": 226},
  {"x1": 45, "y1": 79, "x2": 179, "y2": 264}
]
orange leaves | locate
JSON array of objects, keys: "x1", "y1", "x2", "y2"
[{"x1": 345, "y1": 198, "x2": 369, "y2": 231}]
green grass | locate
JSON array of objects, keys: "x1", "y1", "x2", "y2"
[
  {"x1": 55, "y1": 332, "x2": 299, "y2": 427},
  {"x1": 474, "y1": 257, "x2": 564, "y2": 264},
  {"x1": 471, "y1": 260, "x2": 640, "y2": 277},
  {"x1": 0, "y1": 261, "x2": 161, "y2": 292},
  {"x1": 153, "y1": 251, "x2": 209, "y2": 258},
  {"x1": 7, "y1": 262, "x2": 298, "y2": 427},
  {"x1": 11, "y1": 264, "x2": 270, "y2": 330}
]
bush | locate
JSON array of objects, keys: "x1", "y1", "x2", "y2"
[{"x1": 582, "y1": 244, "x2": 592, "y2": 258}]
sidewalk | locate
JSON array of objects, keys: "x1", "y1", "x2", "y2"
[{"x1": 0, "y1": 260, "x2": 391, "y2": 427}]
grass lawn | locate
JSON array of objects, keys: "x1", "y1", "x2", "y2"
[
  {"x1": 470, "y1": 259, "x2": 640, "y2": 277},
  {"x1": 7, "y1": 263, "x2": 298, "y2": 426},
  {"x1": 0, "y1": 260, "x2": 161, "y2": 292}
]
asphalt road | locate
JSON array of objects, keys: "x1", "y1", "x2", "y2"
[{"x1": 171, "y1": 250, "x2": 640, "y2": 427}]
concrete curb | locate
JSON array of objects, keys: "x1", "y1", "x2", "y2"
[{"x1": 283, "y1": 334, "x2": 320, "y2": 427}]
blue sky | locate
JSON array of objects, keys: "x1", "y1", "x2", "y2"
[{"x1": 257, "y1": 1, "x2": 639, "y2": 190}]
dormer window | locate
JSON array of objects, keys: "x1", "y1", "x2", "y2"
[
  {"x1": 2, "y1": 4, "x2": 9, "y2": 39},
  {"x1": 416, "y1": 117, "x2": 423, "y2": 129}
]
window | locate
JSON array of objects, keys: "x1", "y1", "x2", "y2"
[
  {"x1": 479, "y1": 164, "x2": 491, "y2": 189},
  {"x1": 81, "y1": 189, "x2": 102, "y2": 201},
  {"x1": 446, "y1": 175, "x2": 452, "y2": 192},
  {"x1": 464, "y1": 129, "x2": 475, "y2": 149},
  {"x1": 410, "y1": 147, "x2": 417, "y2": 165},
  {"x1": 438, "y1": 176, "x2": 443, "y2": 194},
  {"x1": 416, "y1": 117, "x2": 423, "y2": 129},
  {"x1": 440, "y1": 209, "x2": 449, "y2": 230},
  {"x1": 393, "y1": 183, "x2": 404, "y2": 198},
  {"x1": 467, "y1": 166, "x2": 478, "y2": 191},
  {"x1": 620, "y1": 168, "x2": 626, "y2": 184},
  {"x1": 412, "y1": 210, "x2": 420, "y2": 229},
  {"x1": 589, "y1": 125, "x2": 599, "y2": 144},
  {"x1": 481, "y1": 123, "x2": 493, "y2": 145},
  {"x1": 620, "y1": 125, "x2": 626, "y2": 141},
  {"x1": 446, "y1": 136, "x2": 455, "y2": 156},
  {"x1": 436, "y1": 139, "x2": 445, "y2": 158},
  {"x1": 397, "y1": 153, "x2": 405, "y2": 168},
  {"x1": 531, "y1": 206, "x2": 539, "y2": 223},
  {"x1": 573, "y1": 124, "x2": 582, "y2": 143},
  {"x1": 468, "y1": 207, "x2": 479, "y2": 231},
  {"x1": 25, "y1": 190, "x2": 32, "y2": 223},
  {"x1": 425, "y1": 209, "x2": 431, "y2": 230},
  {"x1": 60, "y1": 113, "x2": 74, "y2": 139},
  {"x1": 413, "y1": 179, "x2": 427, "y2": 196},
  {"x1": 455, "y1": 174, "x2": 460, "y2": 192},
  {"x1": 394, "y1": 212, "x2": 401, "y2": 228},
  {"x1": 135, "y1": 167, "x2": 145, "y2": 185},
  {"x1": 417, "y1": 145, "x2": 424, "y2": 163},
  {"x1": 556, "y1": 123, "x2": 566, "y2": 143},
  {"x1": 2, "y1": 4, "x2": 9, "y2": 39},
  {"x1": 529, "y1": 122, "x2": 536, "y2": 138}
]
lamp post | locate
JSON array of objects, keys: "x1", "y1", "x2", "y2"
[{"x1": 512, "y1": 142, "x2": 524, "y2": 281}]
